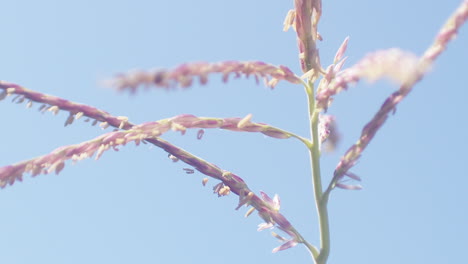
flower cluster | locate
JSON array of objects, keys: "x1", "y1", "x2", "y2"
[
  {"x1": 2, "y1": 1, "x2": 466, "y2": 260},
  {"x1": 0, "y1": 114, "x2": 299, "y2": 188},
  {"x1": 318, "y1": 114, "x2": 339, "y2": 152},
  {"x1": 106, "y1": 61, "x2": 303, "y2": 92},
  {"x1": 257, "y1": 192, "x2": 301, "y2": 252},
  {"x1": 330, "y1": 0, "x2": 468, "y2": 191},
  {"x1": 316, "y1": 48, "x2": 420, "y2": 110},
  {"x1": 423, "y1": 0, "x2": 468, "y2": 62},
  {"x1": 0, "y1": 82, "x2": 131, "y2": 129},
  {"x1": 0, "y1": 127, "x2": 303, "y2": 253},
  {"x1": 0, "y1": 122, "x2": 160, "y2": 188},
  {"x1": 143, "y1": 139, "x2": 306, "y2": 253},
  {"x1": 167, "y1": 114, "x2": 294, "y2": 139},
  {"x1": 284, "y1": 0, "x2": 322, "y2": 75}
]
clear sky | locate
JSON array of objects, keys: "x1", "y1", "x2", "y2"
[{"x1": 1, "y1": 1, "x2": 467, "y2": 263}]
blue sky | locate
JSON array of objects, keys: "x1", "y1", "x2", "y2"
[{"x1": 1, "y1": 0, "x2": 467, "y2": 263}]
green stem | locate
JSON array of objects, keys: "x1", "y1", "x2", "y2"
[{"x1": 306, "y1": 80, "x2": 330, "y2": 264}]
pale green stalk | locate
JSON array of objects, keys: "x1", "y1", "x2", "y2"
[{"x1": 305, "y1": 79, "x2": 330, "y2": 264}]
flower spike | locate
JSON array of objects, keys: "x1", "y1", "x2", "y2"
[{"x1": 105, "y1": 61, "x2": 303, "y2": 92}]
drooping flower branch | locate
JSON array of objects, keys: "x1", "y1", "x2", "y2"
[
  {"x1": 165, "y1": 114, "x2": 307, "y2": 142},
  {"x1": 0, "y1": 82, "x2": 309, "y2": 146},
  {"x1": 0, "y1": 81, "x2": 131, "y2": 128},
  {"x1": 105, "y1": 61, "x2": 304, "y2": 92},
  {"x1": 327, "y1": 0, "x2": 468, "y2": 195},
  {"x1": 0, "y1": 122, "x2": 161, "y2": 187},
  {"x1": 0, "y1": 125, "x2": 312, "y2": 253},
  {"x1": 0, "y1": 91, "x2": 317, "y2": 255},
  {"x1": 0, "y1": 82, "x2": 316, "y2": 252},
  {"x1": 0, "y1": 111, "x2": 312, "y2": 188},
  {"x1": 141, "y1": 137, "x2": 319, "y2": 255}
]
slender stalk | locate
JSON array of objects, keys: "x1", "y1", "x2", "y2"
[
  {"x1": 305, "y1": 79, "x2": 330, "y2": 264},
  {"x1": 303, "y1": 239, "x2": 320, "y2": 259}
]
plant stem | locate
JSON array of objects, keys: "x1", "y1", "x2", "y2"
[{"x1": 306, "y1": 80, "x2": 330, "y2": 264}]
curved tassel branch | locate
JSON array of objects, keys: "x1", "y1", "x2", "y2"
[
  {"x1": 105, "y1": 61, "x2": 304, "y2": 92},
  {"x1": 327, "y1": 0, "x2": 468, "y2": 194},
  {"x1": 0, "y1": 88, "x2": 316, "y2": 255}
]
